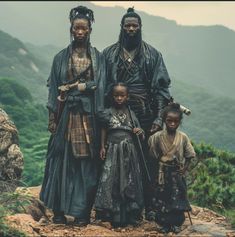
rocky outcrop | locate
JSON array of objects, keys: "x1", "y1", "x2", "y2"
[
  {"x1": 5, "y1": 186, "x2": 235, "y2": 237},
  {"x1": 0, "y1": 108, "x2": 23, "y2": 192}
]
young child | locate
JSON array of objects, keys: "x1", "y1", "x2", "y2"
[
  {"x1": 148, "y1": 103, "x2": 196, "y2": 233},
  {"x1": 94, "y1": 83, "x2": 144, "y2": 227}
]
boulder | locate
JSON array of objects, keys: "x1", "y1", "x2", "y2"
[{"x1": 0, "y1": 108, "x2": 23, "y2": 192}]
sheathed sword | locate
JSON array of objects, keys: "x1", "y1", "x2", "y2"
[
  {"x1": 55, "y1": 81, "x2": 80, "y2": 125},
  {"x1": 127, "y1": 105, "x2": 151, "y2": 182},
  {"x1": 188, "y1": 211, "x2": 193, "y2": 225}
]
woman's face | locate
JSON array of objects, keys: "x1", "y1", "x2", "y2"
[{"x1": 71, "y1": 18, "x2": 91, "y2": 43}]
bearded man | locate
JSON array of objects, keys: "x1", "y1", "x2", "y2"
[{"x1": 102, "y1": 7, "x2": 172, "y2": 221}]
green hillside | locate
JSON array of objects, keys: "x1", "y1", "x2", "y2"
[
  {"x1": 0, "y1": 78, "x2": 48, "y2": 186},
  {"x1": 0, "y1": 2, "x2": 234, "y2": 226},
  {"x1": 171, "y1": 79, "x2": 235, "y2": 152},
  {"x1": 0, "y1": 2, "x2": 235, "y2": 99},
  {"x1": 24, "y1": 42, "x2": 61, "y2": 67},
  {"x1": 0, "y1": 28, "x2": 235, "y2": 152},
  {"x1": 0, "y1": 30, "x2": 50, "y2": 104},
  {"x1": 188, "y1": 143, "x2": 235, "y2": 226},
  {"x1": 0, "y1": 78, "x2": 234, "y2": 225}
]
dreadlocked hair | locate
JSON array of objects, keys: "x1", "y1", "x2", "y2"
[
  {"x1": 69, "y1": 5, "x2": 94, "y2": 27},
  {"x1": 162, "y1": 103, "x2": 183, "y2": 122}
]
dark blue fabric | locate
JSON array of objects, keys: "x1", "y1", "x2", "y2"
[{"x1": 40, "y1": 43, "x2": 106, "y2": 218}]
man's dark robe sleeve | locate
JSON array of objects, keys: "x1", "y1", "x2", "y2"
[
  {"x1": 151, "y1": 51, "x2": 171, "y2": 100},
  {"x1": 147, "y1": 46, "x2": 171, "y2": 127}
]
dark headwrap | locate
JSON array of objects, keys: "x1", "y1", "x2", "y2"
[
  {"x1": 69, "y1": 5, "x2": 95, "y2": 27},
  {"x1": 121, "y1": 7, "x2": 142, "y2": 27}
]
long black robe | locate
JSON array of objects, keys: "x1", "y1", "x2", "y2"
[
  {"x1": 94, "y1": 107, "x2": 144, "y2": 225},
  {"x1": 40, "y1": 44, "x2": 106, "y2": 220},
  {"x1": 103, "y1": 41, "x2": 172, "y2": 212}
]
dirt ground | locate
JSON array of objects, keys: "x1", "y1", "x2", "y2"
[{"x1": 5, "y1": 186, "x2": 235, "y2": 237}]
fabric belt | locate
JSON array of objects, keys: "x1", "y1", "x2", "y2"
[{"x1": 107, "y1": 130, "x2": 133, "y2": 144}]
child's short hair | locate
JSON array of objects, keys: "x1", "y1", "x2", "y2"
[{"x1": 162, "y1": 103, "x2": 183, "y2": 122}]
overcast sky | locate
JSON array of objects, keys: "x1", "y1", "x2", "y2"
[
  {"x1": 0, "y1": 1, "x2": 234, "y2": 46},
  {"x1": 92, "y1": 1, "x2": 235, "y2": 31}
]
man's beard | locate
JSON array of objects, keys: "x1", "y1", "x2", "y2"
[
  {"x1": 122, "y1": 30, "x2": 142, "y2": 51},
  {"x1": 73, "y1": 35, "x2": 90, "y2": 45}
]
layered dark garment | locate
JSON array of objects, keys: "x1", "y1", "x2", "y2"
[
  {"x1": 152, "y1": 164, "x2": 191, "y2": 227},
  {"x1": 40, "y1": 44, "x2": 106, "y2": 220},
  {"x1": 94, "y1": 108, "x2": 144, "y2": 225},
  {"x1": 103, "y1": 41, "x2": 171, "y2": 131},
  {"x1": 148, "y1": 130, "x2": 196, "y2": 227},
  {"x1": 103, "y1": 41, "x2": 172, "y2": 212}
]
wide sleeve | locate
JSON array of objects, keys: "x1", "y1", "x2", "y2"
[
  {"x1": 92, "y1": 47, "x2": 107, "y2": 114},
  {"x1": 150, "y1": 51, "x2": 171, "y2": 100},
  {"x1": 130, "y1": 110, "x2": 141, "y2": 128},
  {"x1": 47, "y1": 55, "x2": 60, "y2": 113},
  {"x1": 96, "y1": 108, "x2": 111, "y2": 128},
  {"x1": 183, "y1": 134, "x2": 196, "y2": 160},
  {"x1": 148, "y1": 132, "x2": 161, "y2": 160},
  {"x1": 148, "y1": 48, "x2": 171, "y2": 127},
  {"x1": 102, "y1": 44, "x2": 118, "y2": 107}
]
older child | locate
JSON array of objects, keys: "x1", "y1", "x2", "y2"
[
  {"x1": 148, "y1": 103, "x2": 196, "y2": 233},
  {"x1": 94, "y1": 83, "x2": 144, "y2": 227}
]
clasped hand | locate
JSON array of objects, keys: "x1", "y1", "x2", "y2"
[
  {"x1": 77, "y1": 81, "x2": 97, "y2": 92},
  {"x1": 133, "y1": 127, "x2": 145, "y2": 139},
  {"x1": 100, "y1": 147, "x2": 106, "y2": 160}
]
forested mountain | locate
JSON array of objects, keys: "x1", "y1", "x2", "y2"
[
  {"x1": 1, "y1": 79, "x2": 234, "y2": 227},
  {"x1": 0, "y1": 27, "x2": 235, "y2": 152},
  {"x1": 171, "y1": 80, "x2": 235, "y2": 152},
  {"x1": 1, "y1": 2, "x2": 235, "y2": 99},
  {"x1": 0, "y1": 30, "x2": 58, "y2": 104},
  {"x1": 0, "y1": 78, "x2": 48, "y2": 186},
  {"x1": 0, "y1": 2, "x2": 234, "y2": 227}
]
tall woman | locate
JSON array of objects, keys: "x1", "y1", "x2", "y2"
[{"x1": 40, "y1": 6, "x2": 106, "y2": 226}]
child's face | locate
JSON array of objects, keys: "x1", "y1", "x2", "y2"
[
  {"x1": 165, "y1": 112, "x2": 181, "y2": 132},
  {"x1": 113, "y1": 85, "x2": 128, "y2": 107}
]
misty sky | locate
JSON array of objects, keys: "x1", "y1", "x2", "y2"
[
  {"x1": 92, "y1": 1, "x2": 235, "y2": 31},
  {"x1": 0, "y1": 1, "x2": 235, "y2": 47}
]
